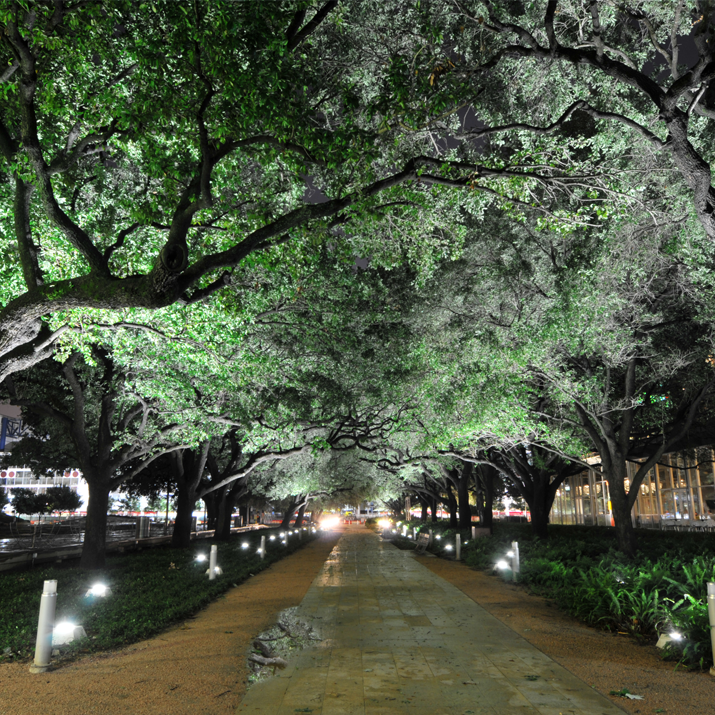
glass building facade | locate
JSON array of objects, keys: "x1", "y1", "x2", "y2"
[{"x1": 550, "y1": 448, "x2": 715, "y2": 530}]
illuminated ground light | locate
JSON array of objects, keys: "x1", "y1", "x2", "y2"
[
  {"x1": 241, "y1": 542, "x2": 249, "y2": 549},
  {"x1": 52, "y1": 621, "x2": 87, "y2": 647},
  {"x1": 196, "y1": 554, "x2": 207, "y2": 562},
  {"x1": 85, "y1": 583, "x2": 111, "y2": 598},
  {"x1": 495, "y1": 560, "x2": 510, "y2": 570},
  {"x1": 445, "y1": 544, "x2": 453, "y2": 551}
]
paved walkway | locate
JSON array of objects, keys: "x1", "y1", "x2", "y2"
[{"x1": 237, "y1": 527, "x2": 625, "y2": 715}]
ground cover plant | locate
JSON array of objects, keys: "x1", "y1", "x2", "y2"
[
  {"x1": 391, "y1": 520, "x2": 715, "y2": 669},
  {"x1": 0, "y1": 527, "x2": 316, "y2": 663}
]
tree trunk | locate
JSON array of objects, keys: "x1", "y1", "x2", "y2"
[
  {"x1": 529, "y1": 488, "x2": 550, "y2": 539},
  {"x1": 607, "y1": 459, "x2": 637, "y2": 557},
  {"x1": 173, "y1": 477, "x2": 198, "y2": 548},
  {"x1": 479, "y1": 465, "x2": 495, "y2": 534},
  {"x1": 294, "y1": 502, "x2": 307, "y2": 528},
  {"x1": 280, "y1": 498, "x2": 298, "y2": 529},
  {"x1": 419, "y1": 497, "x2": 428, "y2": 522},
  {"x1": 79, "y1": 473, "x2": 111, "y2": 570},
  {"x1": 170, "y1": 443, "x2": 210, "y2": 548},
  {"x1": 204, "y1": 491, "x2": 219, "y2": 531},
  {"x1": 446, "y1": 486, "x2": 458, "y2": 528},
  {"x1": 430, "y1": 496, "x2": 438, "y2": 522},
  {"x1": 458, "y1": 461, "x2": 473, "y2": 530}
]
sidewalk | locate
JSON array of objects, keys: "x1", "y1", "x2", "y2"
[{"x1": 237, "y1": 526, "x2": 625, "y2": 715}]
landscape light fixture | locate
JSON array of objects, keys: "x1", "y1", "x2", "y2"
[
  {"x1": 85, "y1": 583, "x2": 111, "y2": 598},
  {"x1": 670, "y1": 632, "x2": 683, "y2": 640},
  {"x1": 270, "y1": 535, "x2": 276, "y2": 541},
  {"x1": 506, "y1": 551, "x2": 514, "y2": 557},
  {"x1": 445, "y1": 544, "x2": 453, "y2": 551},
  {"x1": 435, "y1": 535, "x2": 441, "y2": 540},
  {"x1": 52, "y1": 621, "x2": 87, "y2": 647},
  {"x1": 196, "y1": 554, "x2": 207, "y2": 562},
  {"x1": 496, "y1": 560, "x2": 510, "y2": 570},
  {"x1": 241, "y1": 542, "x2": 249, "y2": 549}
]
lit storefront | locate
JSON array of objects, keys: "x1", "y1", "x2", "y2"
[{"x1": 550, "y1": 448, "x2": 715, "y2": 530}]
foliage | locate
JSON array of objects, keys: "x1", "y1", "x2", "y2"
[{"x1": 0, "y1": 527, "x2": 316, "y2": 662}]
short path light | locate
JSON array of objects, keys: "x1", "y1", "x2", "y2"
[
  {"x1": 269, "y1": 535, "x2": 276, "y2": 541},
  {"x1": 445, "y1": 544, "x2": 453, "y2": 552},
  {"x1": 85, "y1": 583, "x2": 111, "y2": 598},
  {"x1": 52, "y1": 621, "x2": 87, "y2": 647},
  {"x1": 196, "y1": 553, "x2": 207, "y2": 562},
  {"x1": 241, "y1": 542, "x2": 249, "y2": 549},
  {"x1": 207, "y1": 544, "x2": 222, "y2": 580},
  {"x1": 495, "y1": 559, "x2": 510, "y2": 570},
  {"x1": 29, "y1": 580, "x2": 57, "y2": 673},
  {"x1": 455, "y1": 534, "x2": 461, "y2": 561},
  {"x1": 511, "y1": 541, "x2": 520, "y2": 577},
  {"x1": 259, "y1": 535, "x2": 266, "y2": 559}
]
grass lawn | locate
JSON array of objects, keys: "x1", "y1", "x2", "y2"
[
  {"x1": 0, "y1": 526, "x2": 316, "y2": 662},
  {"x1": 389, "y1": 520, "x2": 715, "y2": 669}
]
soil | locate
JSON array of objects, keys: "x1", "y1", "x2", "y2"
[
  {"x1": 1, "y1": 527, "x2": 713, "y2": 715},
  {"x1": 419, "y1": 554, "x2": 715, "y2": 715}
]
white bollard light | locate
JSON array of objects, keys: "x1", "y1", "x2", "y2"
[
  {"x1": 260, "y1": 535, "x2": 266, "y2": 559},
  {"x1": 455, "y1": 534, "x2": 461, "y2": 561},
  {"x1": 511, "y1": 541, "x2": 520, "y2": 579},
  {"x1": 402, "y1": 525, "x2": 407, "y2": 537},
  {"x1": 429, "y1": 529, "x2": 433, "y2": 546},
  {"x1": 208, "y1": 544, "x2": 218, "y2": 580},
  {"x1": 471, "y1": 526, "x2": 476, "y2": 539},
  {"x1": 413, "y1": 527, "x2": 417, "y2": 540},
  {"x1": 708, "y1": 582, "x2": 715, "y2": 676},
  {"x1": 30, "y1": 580, "x2": 57, "y2": 673}
]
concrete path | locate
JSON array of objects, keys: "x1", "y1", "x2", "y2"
[{"x1": 237, "y1": 527, "x2": 625, "y2": 715}]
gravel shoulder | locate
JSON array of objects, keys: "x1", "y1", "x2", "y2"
[
  {"x1": 0, "y1": 532, "x2": 341, "y2": 715},
  {"x1": 418, "y1": 553, "x2": 715, "y2": 715}
]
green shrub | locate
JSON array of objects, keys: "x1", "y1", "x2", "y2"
[{"x1": 0, "y1": 527, "x2": 316, "y2": 662}]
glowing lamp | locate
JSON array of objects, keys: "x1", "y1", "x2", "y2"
[{"x1": 85, "y1": 583, "x2": 111, "y2": 598}]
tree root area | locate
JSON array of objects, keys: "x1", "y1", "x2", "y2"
[
  {"x1": 0, "y1": 531, "x2": 341, "y2": 715},
  {"x1": 419, "y1": 554, "x2": 715, "y2": 715}
]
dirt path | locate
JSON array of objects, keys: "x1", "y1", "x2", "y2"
[
  {"x1": 419, "y1": 554, "x2": 715, "y2": 715},
  {"x1": 0, "y1": 531, "x2": 341, "y2": 715}
]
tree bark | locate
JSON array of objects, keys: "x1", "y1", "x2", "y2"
[
  {"x1": 294, "y1": 502, "x2": 307, "y2": 528},
  {"x1": 529, "y1": 480, "x2": 550, "y2": 540},
  {"x1": 419, "y1": 497, "x2": 428, "y2": 522},
  {"x1": 478, "y1": 465, "x2": 496, "y2": 534},
  {"x1": 79, "y1": 472, "x2": 111, "y2": 570},
  {"x1": 606, "y1": 458, "x2": 637, "y2": 558},
  {"x1": 446, "y1": 485, "x2": 458, "y2": 528},
  {"x1": 204, "y1": 490, "x2": 219, "y2": 531},
  {"x1": 172, "y1": 475, "x2": 199, "y2": 548},
  {"x1": 280, "y1": 497, "x2": 298, "y2": 529},
  {"x1": 430, "y1": 495, "x2": 438, "y2": 522},
  {"x1": 171, "y1": 443, "x2": 210, "y2": 548},
  {"x1": 457, "y1": 461, "x2": 473, "y2": 529}
]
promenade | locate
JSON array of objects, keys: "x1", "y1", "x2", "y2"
[{"x1": 237, "y1": 526, "x2": 625, "y2": 715}]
